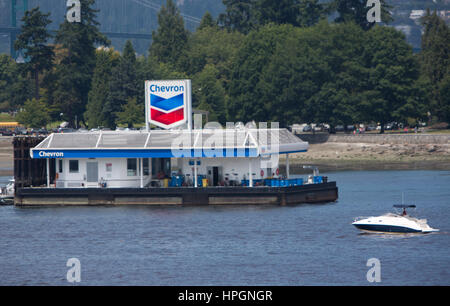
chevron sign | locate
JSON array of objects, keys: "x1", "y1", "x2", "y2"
[{"x1": 145, "y1": 80, "x2": 191, "y2": 129}]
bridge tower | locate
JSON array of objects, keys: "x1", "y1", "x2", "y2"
[{"x1": 10, "y1": 0, "x2": 28, "y2": 58}]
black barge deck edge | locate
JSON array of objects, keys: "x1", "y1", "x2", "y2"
[{"x1": 14, "y1": 182, "x2": 338, "y2": 206}]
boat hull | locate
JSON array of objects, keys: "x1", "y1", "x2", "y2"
[{"x1": 353, "y1": 223, "x2": 422, "y2": 233}]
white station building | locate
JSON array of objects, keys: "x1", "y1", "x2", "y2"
[{"x1": 30, "y1": 80, "x2": 309, "y2": 189}]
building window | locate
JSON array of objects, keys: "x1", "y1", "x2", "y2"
[
  {"x1": 69, "y1": 160, "x2": 79, "y2": 173},
  {"x1": 59, "y1": 160, "x2": 63, "y2": 173},
  {"x1": 127, "y1": 158, "x2": 137, "y2": 176},
  {"x1": 143, "y1": 158, "x2": 149, "y2": 176}
]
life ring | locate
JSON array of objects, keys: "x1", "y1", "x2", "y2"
[
  {"x1": 276, "y1": 168, "x2": 279, "y2": 176},
  {"x1": 260, "y1": 169, "x2": 264, "y2": 177}
]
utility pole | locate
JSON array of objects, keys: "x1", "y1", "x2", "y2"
[{"x1": 10, "y1": 0, "x2": 28, "y2": 59}]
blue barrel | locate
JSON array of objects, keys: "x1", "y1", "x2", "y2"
[
  {"x1": 313, "y1": 176, "x2": 323, "y2": 184},
  {"x1": 241, "y1": 180, "x2": 249, "y2": 186},
  {"x1": 296, "y1": 178, "x2": 304, "y2": 186},
  {"x1": 197, "y1": 175, "x2": 203, "y2": 187}
]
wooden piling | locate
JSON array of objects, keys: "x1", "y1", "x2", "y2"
[{"x1": 13, "y1": 136, "x2": 55, "y2": 191}]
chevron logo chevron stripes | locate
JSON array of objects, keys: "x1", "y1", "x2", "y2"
[
  {"x1": 150, "y1": 93, "x2": 185, "y2": 127},
  {"x1": 151, "y1": 93, "x2": 184, "y2": 112}
]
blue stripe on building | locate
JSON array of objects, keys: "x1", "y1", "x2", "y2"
[{"x1": 32, "y1": 148, "x2": 264, "y2": 159}]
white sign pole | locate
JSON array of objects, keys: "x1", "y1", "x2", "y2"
[
  {"x1": 186, "y1": 79, "x2": 192, "y2": 131},
  {"x1": 145, "y1": 81, "x2": 150, "y2": 132}
]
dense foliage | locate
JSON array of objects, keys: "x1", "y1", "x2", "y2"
[{"x1": 1, "y1": 0, "x2": 449, "y2": 130}]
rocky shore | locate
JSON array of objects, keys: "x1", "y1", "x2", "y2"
[{"x1": 283, "y1": 141, "x2": 450, "y2": 172}]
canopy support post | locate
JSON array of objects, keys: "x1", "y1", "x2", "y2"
[
  {"x1": 286, "y1": 153, "x2": 290, "y2": 179},
  {"x1": 249, "y1": 158, "x2": 253, "y2": 187},
  {"x1": 194, "y1": 159, "x2": 198, "y2": 188},
  {"x1": 140, "y1": 158, "x2": 143, "y2": 188},
  {"x1": 46, "y1": 159, "x2": 50, "y2": 188}
]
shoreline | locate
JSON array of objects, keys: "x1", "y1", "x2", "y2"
[
  {"x1": 283, "y1": 160, "x2": 450, "y2": 173},
  {"x1": 1, "y1": 136, "x2": 450, "y2": 178}
]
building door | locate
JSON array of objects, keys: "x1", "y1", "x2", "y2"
[
  {"x1": 86, "y1": 161, "x2": 98, "y2": 187},
  {"x1": 213, "y1": 167, "x2": 219, "y2": 186}
]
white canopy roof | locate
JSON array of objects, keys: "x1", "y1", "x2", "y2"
[{"x1": 31, "y1": 128, "x2": 308, "y2": 159}]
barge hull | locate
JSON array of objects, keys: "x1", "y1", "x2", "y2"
[{"x1": 14, "y1": 182, "x2": 338, "y2": 206}]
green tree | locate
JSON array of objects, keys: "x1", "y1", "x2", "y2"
[
  {"x1": 0, "y1": 55, "x2": 13, "y2": 111},
  {"x1": 0, "y1": 55, "x2": 33, "y2": 111},
  {"x1": 53, "y1": 0, "x2": 109, "y2": 127},
  {"x1": 297, "y1": 0, "x2": 326, "y2": 27},
  {"x1": 306, "y1": 22, "x2": 367, "y2": 129},
  {"x1": 332, "y1": 0, "x2": 392, "y2": 30},
  {"x1": 14, "y1": 7, "x2": 54, "y2": 100},
  {"x1": 149, "y1": 0, "x2": 188, "y2": 66},
  {"x1": 192, "y1": 64, "x2": 227, "y2": 123},
  {"x1": 438, "y1": 74, "x2": 450, "y2": 123},
  {"x1": 181, "y1": 24, "x2": 244, "y2": 86},
  {"x1": 102, "y1": 40, "x2": 138, "y2": 128},
  {"x1": 359, "y1": 26, "x2": 420, "y2": 133},
  {"x1": 16, "y1": 98, "x2": 51, "y2": 128},
  {"x1": 218, "y1": 0, "x2": 256, "y2": 34},
  {"x1": 420, "y1": 10, "x2": 450, "y2": 123},
  {"x1": 254, "y1": 0, "x2": 300, "y2": 26},
  {"x1": 85, "y1": 47, "x2": 120, "y2": 129},
  {"x1": 227, "y1": 24, "x2": 296, "y2": 122},
  {"x1": 115, "y1": 97, "x2": 144, "y2": 128},
  {"x1": 198, "y1": 11, "x2": 217, "y2": 30}
]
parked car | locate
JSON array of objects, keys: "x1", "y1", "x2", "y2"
[
  {"x1": 0, "y1": 129, "x2": 14, "y2": 136},
  {"x1": 58, "y1": 128, "x2": 76, "y2": 133},
  {"x1": 14, "y1": 127, "x2": 28, "y2": 135},
  {"x1": 385, "y1": 122, "x2": 399, "y2": 130},
  {"x1": 366, "y1": 124, "x2": 377, "y2": 131},
  {"x1": 38, "y1": 128, "x2": 48, "y2": 135},
  {"x1": 302, "y1": 125, "x2": 312, "y2": 132},
  {"x1": 335, "y1": 125, "x2": 345, "y2": 132},
  {"x1": 290, "y1": 124, "x2": 308, "y2": 134},
  {"x1": 316, "y1": 123, "x2": 330, "y2": 132}
]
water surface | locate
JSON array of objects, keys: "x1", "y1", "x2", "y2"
[{"x1": 0, "y1": 170, "x2": 449, "y2": 285}]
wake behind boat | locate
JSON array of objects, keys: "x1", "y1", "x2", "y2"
[{"x1": 352, "y1": 205, "x2": 439, "y2": 234}]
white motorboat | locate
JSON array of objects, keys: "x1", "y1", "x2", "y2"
[
  {"x1": 0, "y1": 179, "x2": 14, "y2": 205},
  {"x1": 352, "y1": 205, "x2": 439, "y2": 234}
]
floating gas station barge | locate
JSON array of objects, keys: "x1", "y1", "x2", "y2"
[{"x1": 13, "y1": 80, "x2": 338, "y2": 206}]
